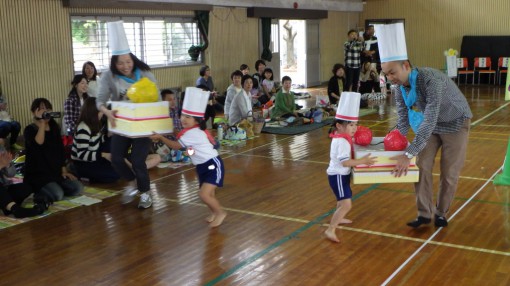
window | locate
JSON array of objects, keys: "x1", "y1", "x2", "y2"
[
  {"x1": 271, "y1": 21, "x2": 279, "y2": 53},
  {"x1": 71, "y1": 16, "x2": 202, "y2": 72}
]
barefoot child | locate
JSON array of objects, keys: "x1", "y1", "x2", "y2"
[
  {"x1": 150, "y1": 87, "x2": 226, "y2": 228},
  {"x1": 325, "y1": 92, "x2": 377, "y2": 243}
]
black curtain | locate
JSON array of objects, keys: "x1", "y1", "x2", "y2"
[
  {"x1": 195, "y1": 11, "x2": 209, "y2": 50},
  {"x1": 260, "y1": 17, "x2": 272, "y2": 62}
]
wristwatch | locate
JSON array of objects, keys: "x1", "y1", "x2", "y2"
[{"x1": 404, "y1": 152, "x2": 414, "y2": 159}]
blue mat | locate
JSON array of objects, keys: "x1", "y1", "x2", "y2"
[{"x1": 261, "y1": 118, "x2": 334, "y2": 135}]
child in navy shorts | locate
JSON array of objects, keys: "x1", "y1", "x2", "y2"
[
  {"x1": 151, "y1": 113, "x2": 226, "y2": 228},
  {"x1": 325, "y1": 92, "x2": 376, "y2": 243}
]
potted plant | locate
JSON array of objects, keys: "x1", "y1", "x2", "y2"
[{"x1": 188, "y1": 45, "x2": 203, "y2": 61}]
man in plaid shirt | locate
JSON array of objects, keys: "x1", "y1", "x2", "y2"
[
  {"x1": 344, "y1": 29, "x2": 364, "y2": 91},
  {"x1": 380, "y1": 23, "x2": 472, "y2": 228}
]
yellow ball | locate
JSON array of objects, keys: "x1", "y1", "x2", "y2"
[{"x1": 127, "y1": 77, "x2": 158, "y2": 103}]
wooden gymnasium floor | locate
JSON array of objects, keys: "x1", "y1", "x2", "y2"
[{"x1": 1, "y1": 84, "x2": 510, "y2": 286}]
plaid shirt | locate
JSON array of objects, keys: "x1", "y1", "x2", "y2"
[
  {"x1": 395, "y1": 67, "x2": 473, "y2": 156},
  {"x1": 344, "y1": 40, "x2": 363, "y2": 68},
  {"x1": 170, "y1": 107, "x2": 182, "y2": 133},
  {"x1": 64, "y1": 91, "x2": 87, "y2": 135}
]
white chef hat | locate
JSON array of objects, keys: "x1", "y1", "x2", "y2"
[
  {"x1": 378, "y1": 23, "x2": 408, "y2": 63},
  {"x1": 107, "y1": 21, "x2": 131, "y2": 56},
  {"x1": 335, "y1": 92, "x2": 361, "y2": 122},
  {"x1": 182, "y1": 87, "x2": 210, "y2": 117}
]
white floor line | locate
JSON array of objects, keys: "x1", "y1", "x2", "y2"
[
  {"x1": 381, "y1": 165, "x2": 503, "y2": 286},
  {"x1": 470, "y1": 101, "x2": 510, "y2": 126},
  {"x1": 150, "y1": 136, "x2": 293, "y2": 183}
]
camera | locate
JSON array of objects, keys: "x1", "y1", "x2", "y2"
[{"x1": 41, "y1": 111, "x2": 62, "y2": 119}]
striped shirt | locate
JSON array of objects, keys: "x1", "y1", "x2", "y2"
[
  {"x1": 395, "y1": 67, "x2": 473, "y2": 156},
  {"x1": 71, "y1": 122, "x2": 104, "y2": 162}
]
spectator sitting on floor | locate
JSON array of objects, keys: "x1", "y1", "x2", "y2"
[
  {"x1": 71, "y1": 97, "x2": 120, "y2": 183},
  {"x1": 224, "y1": 70, "x2": 243, "y2": 122},
  {"x1": 24, "y1": 98, "x2": 84, "y2": 204},
  {"x1": 271, "y1": 76, "x2": 299, "y2": 120},
  {"x1": 64, "y1": 74, "x2": 89, "y2": 135},
  {"x1": 161, "y1": 89, "x2": 183, "y2": 133},
  {"x1": 327, "y1": 63, "x2": 347, "y2": 105},
  {"x1": 0, "y1": 146, "x2": 47, "y2": 218},
  {"x1": 0, "y1": 83, "x2": 22, "y2": 150},
  {"x1": 358, "y1": 60, "x2": 381, "y2": 94},
  {"x1": 228, "y1": 74, "x2": 254, "y2": 126},
  {"x1": 82, "y1": 61, "x2": 100, "y2": 98}
]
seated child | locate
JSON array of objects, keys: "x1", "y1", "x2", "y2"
[{"x1": 154, "y1": 89, "x2": 189, "y2": 163}]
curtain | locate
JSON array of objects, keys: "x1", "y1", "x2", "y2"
[
  {"x1": 195, "y1": 11, "x2": 209, "y2": 50},
  {"x1": 261, "y1": 17, "x2": 272, "y2": 62}
]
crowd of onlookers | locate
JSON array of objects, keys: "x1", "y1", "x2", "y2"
[
  {"x1": 0, "y1": 24, "x2": 389, "y2": 219},
  {"x1": 0, "y1": 57, "x2": 305, "y2": 218}
]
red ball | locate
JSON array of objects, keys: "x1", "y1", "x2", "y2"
[
  {"x1": 384, "y1": 130, "x2": 408, "y2": 151},
  {"x1": 354, "y1": 125, "x2": 372, "y2": 146},
  {"x1": 293, "y1": 2, "x2": 298, "y2": 9}
]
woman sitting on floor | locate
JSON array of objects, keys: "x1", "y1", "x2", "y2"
[
  {"x1": 24, "y1": 98, "x2": 84, "y2": 203},
  {"x1": 71, "y1": 97, "x2": 120, "y2": 183},
  {"x1": 228, "y1": 74, "x2": 254, "y2": 126},
  {"x1": 270, "y1": 76, "x2": 299, "y2": 121},
  {"x1": 0, "y1": 147, "x2": 47, "y2": 218}
]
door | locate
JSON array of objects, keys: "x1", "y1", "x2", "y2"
[
  {"x1": 305, "y1": 20, "x2": 320, "y2": 87},
  {"x1": 270, "y1": 19, "x2": 281, "y2": 82}
]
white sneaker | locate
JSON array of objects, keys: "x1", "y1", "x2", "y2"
[
  {"x1": 121, "y1": 186, "x2": 138, "y2": 204},
  {"x1": 138, "y1": 192, "x2": 153, "y2": 209}
]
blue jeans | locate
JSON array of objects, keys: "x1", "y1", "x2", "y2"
[
  {"x1": 111, "y1": 135, "x2": 151, "y2": 193},
  {"x1": 39, "y1": 179, "x2": 84, "y2": 202},
  {"x1": 0, "y1": 120, "x2": 21, "y2": 145}
]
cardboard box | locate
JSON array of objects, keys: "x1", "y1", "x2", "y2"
[
  {"x1": 352, "y1": 166, "x2": 419, "y2": 184},
  {"x1": 109, "y1": 101, "x2": 173, "y2": 137},
  {"x1": 352, "y1": 137, "x2": 419, "y2": 184},
  {"x1": 354, "y1": 137, "x2": 416, "y2": 168}
]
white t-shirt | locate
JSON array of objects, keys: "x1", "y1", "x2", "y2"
[
  {"x1": 326, "y1": 137, "x2": 352, "y2": 175},
  {"x1": 178, "y1": 128, "x2": 218, "y2": 165},
  {"x1": 262, "y1": 79, "x2": 274, "y2": 92},
  {"x1": 87, "y1": 77, "x2": 100, "y2": 97}
]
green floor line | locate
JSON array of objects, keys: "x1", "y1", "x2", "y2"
[{"x1": 204, "y1": 184, "x2": 380, "y2": 286}]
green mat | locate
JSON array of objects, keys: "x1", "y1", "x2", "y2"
[
  {"x1": 0, "y1": 187, "x2": 118, "y2": 230},
  {"x1": 261, "y1": 109, "x2": 377, "y2": 135}
]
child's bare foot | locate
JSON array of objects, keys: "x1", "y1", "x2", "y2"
[
  {"x1": 324, "y1": 229, "x2": 340, "y2": 243},
  {"x1": 205, "y1": 214, "x2": 215, "y2": 223},
  {"x1": 339, "y1": 218, "x2": 352, "y2": 224},
  {"x1": 209, "y1": 212, "x2": 227, "y2": 228}
]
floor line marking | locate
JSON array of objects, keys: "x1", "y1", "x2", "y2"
[
  {"x1": 151, "y1": 136, "x2": 294, "y2": 183},
  {"x1": 471, "y1": 102, "x2": 510, "y2": 127},
  {"x1": 367, "y1": 116, "x2": 398, "y2": 128},
  {"x1": 214, "y1": 151, "x2": 495, "y2": 182},
  {"x1": 161, "y1": 195, "x2": 510, "y2": 259},
  {"x1": 381, "y1": 165, "x2": 503, "y2": 286},
  {"x1": 203, "y1": 184, "x2": 379, "y2": 286},
  {"x1": 376, "y1": 187, "x2": 510, "y2": 207},
  {"x1": 477, "y1": 124, "x2": 510, "y2": 128},
  {"x1": 235, "y1": 153, "x2": 329, "y2": 165}
]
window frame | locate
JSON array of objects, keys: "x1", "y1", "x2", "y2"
[{"x1": 70, "y1": 15, "x2": 203, "y2": 73}]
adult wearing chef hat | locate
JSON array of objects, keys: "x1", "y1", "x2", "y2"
[
  {"x1": 379, "y1": 23, "x2": 472, "y2": 228},
  {"x1": 96, "y1": 21, "x2": 160, "y2": 209}
]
